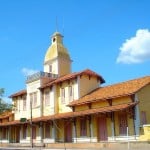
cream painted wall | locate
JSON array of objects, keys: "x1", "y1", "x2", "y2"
[
  {"x1": 26, "y1": 80, "x2": 41, "y2": 119},
  {"x1": 13, "y1": 96, "x2": 28, "y2": 120},
  {"x1": 58, "y1": 80, "x2": 75, "y2": 113},
  {"x1": 137, "y1": 84, "x2": 150, "y2": 125},
  {"x1": 44, "y1": 59, "x2": 58, "y2": 74},
  {"x1": 43, "y1": 87, "x2": 55, "y2": 116},
  {"x1": 73, "y1": 78, "x2": 80, "y2": 100},
  {"x1": 58, "y1": 57, "x2": 71, "y2": 76},
  {"x1": 113, "y1": 96, "x2": 131, "y2": 105},
  {"x1": 79, "y1": 75, "x2": 100, "y2": 98},
  {"x1": 75, "y1": 105, "x2": 89, "y2": 111},
  {"x1": 57, "y1": 75, "x2": 100, "y2": 113},
  {"x1": 92, "y1": 101, "x2": 108, "y2": 109}
]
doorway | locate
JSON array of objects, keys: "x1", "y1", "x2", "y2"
[{"x1": 98, "y1": 116, "x2": 108, "y2": 141}]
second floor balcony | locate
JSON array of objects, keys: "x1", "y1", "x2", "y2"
[{"x1": 26, "y1": 71, "x2": 58, "y2": 83}]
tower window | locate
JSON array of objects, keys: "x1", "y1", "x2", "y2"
[{"x1": 53, "y1": 38, "x2": 56, "y2": 43}]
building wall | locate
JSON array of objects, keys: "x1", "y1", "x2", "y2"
[
  {"x1": 58, "y1": 79, "x2": 76, "y2": 113},
  {"x1": 58, "y1": 57, "x2": 71, "y2": 76},
  {"x1": 26, "y1": 80, "x2": 41, "y2": 119},
  {"x1": 56, "y1": 120, "x2": 64, "y2": 142},
  {"x1": 92, "y1": 101, "x2": 108, "y2": 109},
  {"x1": 44, "y1": 57, "x2": 71, "y2": 76},
  {"x1": 43, "y1": 87, "x2": 55, "y2": 116},
  {"x1": 73, "y1": 96, "x2": 135, "y2": 141},
  {"x1": 137, "y1": 84, "x2": 150, "y2": 125},
  {"x1": 13, "y1": 96, "x2": 27, "y2": 120},
  {"x1": 44, "y1": 59, "x2": 58, "y2": 74},
  {"x1": 112, "y1": 97, "x2": 131, "y2": 105},
  {"x1": 73, "y1": 78, "x2": 80, "y2": 100},
  {"x1": 79, "y1": 75, "x2": 100, "y2": 98}
]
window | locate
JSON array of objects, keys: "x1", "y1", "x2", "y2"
[
  {"x1": 30, "y1": 92, "x2": 37, "y2": 108},
  {"x1": 45, "y1": 123, "x2": 50, "y2": 138},
  {"x1": 61, "y1": 88, "x2": 65, "y2": 103},
  {"x1": 53, "y1": 37, "x2": 56, "y2": 43},
  {"x1": 23, "y1": 96, "x2": 26, "y2": 111},
  {"x1": 68, "y1": 86, "x2": 73, "y2": 101},
  {"x1": 45, "y1": 91, "x2": 50, "y2": 106},
  {"x1": 141, "y1": 111, "x2": 147, "y2": 125},
  {"x1": 14, "y1": 99, "x2": 18, "y2": 111},
  {"x1": 23, "y1": 125, "x2": 27, "y2": 139},
  {"x1": 80, "y1": 118, "x2": 87, "y2": 136}
]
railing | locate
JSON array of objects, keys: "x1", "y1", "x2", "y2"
[{"x1": 26, "y1": 71, "x2": 58, "y2": 83}]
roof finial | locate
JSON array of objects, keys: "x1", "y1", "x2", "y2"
[
  {"x1": 56, "y1": 16, "x2": 58, "y2": 32},
  {"x1": 62, "y1": 17, "x2": 64, "y2": 36}
]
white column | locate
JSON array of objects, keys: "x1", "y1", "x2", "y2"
[
  {"x1": 72, "y1": 122, "x2": 76, "y2": 143},
  {"x1": 77, "y1": 76, "x2": 80, "y2": 99},
  {"x1": 20, "y1": 126, "x2": 22, "y2": 142},
  {"x1": 8, "y1": 127, "x2": 10, "y2": 143},
  {"x1": 111, "y1": 112, "x2": 115, "y2": 140},
  {"x1": 39, "y1": 123, "x2": 43, "y2": 143},
  {"x1": 111, "y1": 122, "x2": 115, "y2": 140},
  {"x1": 90, "y1": 122, "x2": 93, "y2": 139},
  {"x1": 51, "y1": 125, "x2": 55, "y2": 142},
  {"x1": 53, "y1": 85, "x2": 57, "y2": 114},
  {"x1": 134, "y1": 94, "x2": 140, "y2": 137},
  {"x1": 40, "y1": 90, "x2": 43, "y2": 117}
]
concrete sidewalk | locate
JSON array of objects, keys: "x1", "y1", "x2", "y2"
[{"x1": 1, "y1": 141, "x2": 150, "y2": 150}]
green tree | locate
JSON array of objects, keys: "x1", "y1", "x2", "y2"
[{"x1": 0, "y1": 88, "x2": 12, "y2": 114}]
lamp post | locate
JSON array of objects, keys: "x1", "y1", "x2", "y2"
[{"x1": 30, "y1": 99, "x2": 33, "y2": 148}]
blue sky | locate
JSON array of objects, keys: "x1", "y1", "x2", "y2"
[{"x1": 0, "y1": 0, "x2": 150, "y2": 102}]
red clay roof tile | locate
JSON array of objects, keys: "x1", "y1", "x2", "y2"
[
  {"x1": 40, "y1": 69, "x2": 105, "y2": 89},
  {"x1": 30, "y1": 102, "x2": 137, "y2": 121},
  {"x1": 9, "y1": 89, "x2": 27, "y2": 98},
  {"x1": 0, "y1": 102, "x2": 137, "y2": 126},
  {"x1": 68, "y1": 76, "x2": 150, "y2": 106}
]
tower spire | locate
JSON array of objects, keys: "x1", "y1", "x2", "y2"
[{"x1": 56, "y1": 16, "x2": 58, "y2": 32}]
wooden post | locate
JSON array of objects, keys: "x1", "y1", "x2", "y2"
[{"x1": 74, "y1": 118, "x2": 77, "y2": 143}]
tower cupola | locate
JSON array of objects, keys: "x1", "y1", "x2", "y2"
[
  {"x1": 51, "y1": 32, "x2": 63, "y2": 44},
  {"x1": 44, "y1": 32, "x2": 71, "y2": 77}
]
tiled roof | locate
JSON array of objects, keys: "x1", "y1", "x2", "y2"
[
  {"x1": 0, "y1": 120, "x2": 23, "y2": 127},
  {"x1": 68, "y1": 76, "x2": 150, "y2": 106},
  {"x1": 40, "y1": 69, "x2": 105, "y2": 89},
  {"x1": 30, "y1": 102, "x2": 137, "y2": 122},
  {"x1": 0, "y1": 102, "x2": 137, "y2": 126},
  {"x1": 0, "y1": 112, "x2": 13, "y2": 119},
  {"x1": 9, "y1": 89, "x2": 27, "y2": 98}
]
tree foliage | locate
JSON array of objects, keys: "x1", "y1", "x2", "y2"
[{"x1": 0, "y1": 88, "x2": 12, "y2": 114}]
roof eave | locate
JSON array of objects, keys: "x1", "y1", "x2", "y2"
[{"x1": 68, "y1": 93, "x2": 135, "y2": 107}]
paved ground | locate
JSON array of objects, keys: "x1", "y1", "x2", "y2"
[
  {"x1": 1, "y1": 142, "x2": 150, "y2": 150},
  {"x1": 0, "y1": 148, "x2": 150, "y2": 150}
]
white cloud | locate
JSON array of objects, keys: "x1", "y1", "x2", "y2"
[
  {"x1": 116, "y1": 29, "x2": 150, "y2": 64},
  {"x1": 22, "y1": 68, "x2": 38, "y2": 76}
]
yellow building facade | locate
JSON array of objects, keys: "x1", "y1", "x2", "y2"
[{"x1": 0, "y1": 31, "x2": 150, "y2": 147}]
